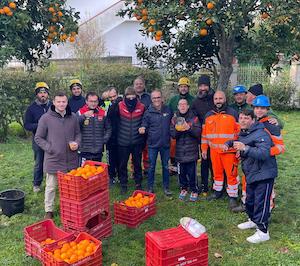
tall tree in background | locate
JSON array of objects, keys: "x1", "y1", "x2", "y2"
[
  {"x1": 119, "y1": 0, "x2": 300, "y2": 90},
  {"x1": 0, "y1": 0, "x2": 80, "y2": 69}
]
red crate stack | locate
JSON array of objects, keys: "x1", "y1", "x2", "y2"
[
  {"x1": 114, "y1": 190, "x2": 156, "y2": 228},
  {"x1": 59, "y1": 161, "x2": 112, "y2": 240},
  {"x1": 24, "y1": 219, "x2": 73, "y2": 260},
  {"x1": 145, "y1": 226, "x2": 208, "y2": 266}
]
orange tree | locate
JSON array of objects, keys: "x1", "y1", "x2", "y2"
[
  {"x1": 119, "y1": 0, "x2": 300, "y2": 90},
  {"x1": 0, "y1": 0, "x2": 80, "y2": 69}
]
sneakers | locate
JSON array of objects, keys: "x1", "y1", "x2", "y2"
[
  {"x1": 189, "y1": 192, "x2": 198, "y2": 202},
  {"x1": 164, "y1": 189, "x2": 173, "y2": 197},
  {"x1": 148, "y1": 187, "x2": 154, "y2": 193},
  {"x1": 179, "y1": 189, "x2": 188, "y2": 201},
  {"x1": 246, "y1": 229, "x2": 270, "y2": 244},
  {"x1": 33, "y1": 186, "x2": 41, "y2": 193},
  {"x1": 237, "y1": 219, "x2": 257, "y2": 230},
  {"x1": 44, "y1": 212, "x2": 53, "y2": 219}
]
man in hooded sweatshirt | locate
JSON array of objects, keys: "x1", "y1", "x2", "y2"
[
  {"x1": 115, "y1": 87, "x2": 145, "y2": 194},
  {"x1": 191, "y1": 75, "x2": 215, "y2": 196},
  {"x1": 35, "y1": 92, "x2": 81, "y2": 219},
  {"x1": 68, "y1": 79, "x2": 85, "y2": 113}
]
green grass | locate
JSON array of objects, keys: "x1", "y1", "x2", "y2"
[{"x1": 0, "y1": 111, "x2": 300, "y2": 266}]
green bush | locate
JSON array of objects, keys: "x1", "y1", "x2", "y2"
[{"x1": 0, "y1": 64, "x2": 163, "y2": 141}]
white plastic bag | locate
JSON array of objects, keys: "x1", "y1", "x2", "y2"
[{"x1": 180, "y1": 217, "x2": 206, "y2": 238}]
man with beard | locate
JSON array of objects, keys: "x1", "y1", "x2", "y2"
[
  {"x1": 191, "y1": 75, "x2": 215, "y2": 196},
  {"x1": 115, "y1": 87, "x2": 145, "y2": 194},
  {"x1": 230, "y1": 85, "x2": 250, "y2": 113},
  {"x1": 168, "y1": 77, "x2": 194, "y2": 175},
  {"x1": 68, "y1": 79, "x2": 85, "y2": 113},
  {"x1": 201, "y1": 91, "x2": 240, "y2": 210},
  {"x1": 24, "y1": 82, "x2": 52, "y2": 193},
  {"x1": 107, "y1": 87, "x2": 123, "y2": 185}
]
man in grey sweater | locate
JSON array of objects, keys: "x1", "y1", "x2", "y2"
[{"x1": 35, "y1": 92, "x2": 81, "y2": 219}]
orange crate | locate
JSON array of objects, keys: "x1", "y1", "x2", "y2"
[
  {"x1": 114, "y1": 190, "x2": 156, "y2": 228},
  {"x1": 42, "y1": 232, "x2": 102, "y2": 266},
  {"x1": 63, "y1": 212, "x2": 112, "y2": 240},
  {"x1": 24, "y1": 219, "x2": 73, "y2": 260},
  {"x1": 58, "y1": 161, "x2": 108, "y2": 201}
]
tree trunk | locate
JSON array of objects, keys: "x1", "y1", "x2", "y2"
[{"x1": 217, "y1": 35, "x2": 235, "y2": 90}]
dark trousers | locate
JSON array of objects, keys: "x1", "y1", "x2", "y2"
[
  {"x1": 148, "y1": 147, "x2": 170, "y2": 190},
  {"x1": 178, "y1": 161, "x2": 198, "y2": 193},
  {"x1": 246, "y1": 178, "x2": 274, "y2": 233},
  {"x1": 79, "y1": 152, "x2": 102, "y2": 166},
  {"x1": 107, "y1": 145, "x2": 119, "y2": 179},
  {"x1": 119, "y1": 144, "x2": 143, "y2": 187},
  {"x1": 32, "y1": 140, "x2": 44, "y2": 186},
  {"x1": 200, "y1": 148, "x2": 213, "y2": 193}
]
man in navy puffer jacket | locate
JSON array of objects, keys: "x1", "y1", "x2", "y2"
[{"x1": 225, "y1": 109, "x2": 277, "y2": 244}]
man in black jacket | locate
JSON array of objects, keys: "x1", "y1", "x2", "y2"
[
  {"x1": 77, "y1": 92, "x2": 111, "y2": 165},
  {"x1": 24, "y1": 82, "x2": 51, "y2": 193},
  {"x1": 107, "y1": 87, "x2": 123, "y2": 185},
  {"x1": 225, "y1": 109, "x2": 277, "y2": 243},
  {"x1": 68, "y1": 79, "x2": 85, "y2": 113},
  {"x1": 170, "y1": 99, "x2": 201, "y2": 202},
  {"x1": 191, "y1": 75, "x2": 214, "y2": 196},
  {"x1": 139, "y1": 90, "x2": 173, "y2": 196}
]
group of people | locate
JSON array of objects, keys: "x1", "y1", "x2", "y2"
[{"x1": 24, "y1": 74, "x2": 284, "y2": 244}]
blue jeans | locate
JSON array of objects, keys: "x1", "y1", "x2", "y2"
[
  {"x1": 32, "y1": 140, "x2": 44, "y2": 186},
  {"x1": 148, "y1": 147, "x2": 170, "y2": 190}
]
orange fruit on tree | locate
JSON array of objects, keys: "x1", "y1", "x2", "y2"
[
  {"x1": 207, "y1": 2, "x2": 214, "y2": 9},
  {"x1": 199, "y1": 28, "x2": 208, "y2": 36},
  {"x1": 0, "y1": 9, "x2": 4, "y2": 15},
  {"x1": 261, "y1": 12, "x2": 270, "y2": 19},
  {"x1": 46, "y1": 38, "x2": 52, "y2": 43},
  {"x1": 156, "y1": 30, "x2": 163, "y2": 37},
  {"x1": 148, "y1": 26, "x2": 154, "y2": 32},
  {"x1": 57, "y1": 11, "x2": 63, "y2": 17},
  {"x1": 142, "y1": 9, "x2": 148, "y2": 16},
  {"x1": 48, "y1": 7, "x2": 55, "y2": 13},
  {"x1": 149, "y1": 19, "x2": 156, "y2": 25},
  {"x1": 142, "y1": 15, "x2": 148, "y2": 22},
  {"x1": 51, "y1": 17, "x2": 58, "y2": 23},
  {"x1": 8, "y1": 2, "x2": 16, "y2": 9},
  {"x1": 3, "y1": 6, "x2": 11, "y2": 14},
  {"x1": 206, "y1": 18, "x2": 213, "y2": 26},
  {"x1": 137, "y1": 0, "x2": 143, "y2": 4},
  {"x1": 7, "y1": 11, "x2": 13, "y2": 16},
  {"x1": 70, "y1": 31, "x2": 77, "y2": 37}
]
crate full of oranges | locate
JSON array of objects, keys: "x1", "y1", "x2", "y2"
[
  {"x1": 58, "y1": 161, "x2": 109, "y2": 201},
  {"x1": 114, "y1": 190, "x2": 156, "y2": 228},
  {"x1": 42, "y1": 232, "x2": 102, "y2": 266}
]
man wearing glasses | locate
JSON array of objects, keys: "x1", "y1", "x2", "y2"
[{"x1": 77, "y1": 92, "x2": 111, "y2": 165}]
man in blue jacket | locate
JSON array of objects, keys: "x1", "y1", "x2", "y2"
[
  {"x1": 225, "y1": 109, "x2": 277, "y2": 243},
  {"x1": 139, "y1": 90, "x2": 173, "y2": 196},
  {"x1": 24, "y1": 82, "x2": 51, "y2": 193}
]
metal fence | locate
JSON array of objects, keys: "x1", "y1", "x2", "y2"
[{"x1": 237, "y1": 64, "x2": 270, "y2": 87}]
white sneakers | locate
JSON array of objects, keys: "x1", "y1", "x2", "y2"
[
  {"x1": 238, "y1": 219, "x2": 270, "y2": 243},
  {"x1": 237, "y1": 219, "x2": 257, "y2": 230},
  {"x1": 246, "y1": 230, "x2": 270, "y2": 244}
]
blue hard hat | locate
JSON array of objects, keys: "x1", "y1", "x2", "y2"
[
  {"x1": 252, "y1": 95, "x2": 271, "y2": 107},
  {"x1": 232, "y1": 85, "x2": 247, "y2": 94}
]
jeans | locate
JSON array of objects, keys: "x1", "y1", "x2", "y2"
[
  {"x1": 107, "y1": 145, "x2": 119, "y2": 179},
  {"x1": 79, "y1": 152, "x2": 102, "y2": 166},
  {"x1": 32, "y1": 140, "x2": 44, "y2": 186},
  {"x1": 148, "y1": 147, "x2": 170, "y2": 190},
  {"x1": 118, "y1": 144, "x2": 143, "y2": 187},
  {"x1": 178, "y1": 161, "x2": 198, "y2": 193}
]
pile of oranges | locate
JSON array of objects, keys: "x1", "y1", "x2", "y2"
[
  {"x1": 40, "y1": 238, "x2": 56, "y2": 246},
  {"x1": 0, "y1": 2, "x2": 17, "y2": 17},
  {"x1": 67, "y1": 164, "x2": 104, "y2": 179},
  {"x1": 123, "y1": 192, "x2": 154, "y2": 208},
  {"x1": 47, "y1": 239, "x2": 98, "y2": 264}
]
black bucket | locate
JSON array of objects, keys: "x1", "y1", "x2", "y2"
[{"x1": 0, "y1": 189, "x2": 25, "y2": 217}]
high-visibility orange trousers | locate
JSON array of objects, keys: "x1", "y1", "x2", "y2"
[
  {"x1": 210, "y1": 149, "x2": 239, "y2": 198},
  {"x1": 242, "y1": 174, "x2": 276, "y2": 210}
]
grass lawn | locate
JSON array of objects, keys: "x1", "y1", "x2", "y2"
[{"x1": 0, "y1": 111, "x2": 300, "y2": 266}]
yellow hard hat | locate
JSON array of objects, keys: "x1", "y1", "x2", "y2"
[
  {"x1": 69, "y1": 79, "x2": 82, "y2": 88},
  {"x1": 178, "y1": 77, "x2": 190, "y2": 86},
  {"x1": 35, "y1": 82, "x2": 49, "y2": 90}
]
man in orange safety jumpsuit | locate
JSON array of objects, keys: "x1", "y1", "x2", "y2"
[{"x1": 201, "y1": 91, "x2": 240, "y2": 209}]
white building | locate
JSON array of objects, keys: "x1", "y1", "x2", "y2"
[{"x1": 50, "y1": 0, "x2": 155, "y2": 64}]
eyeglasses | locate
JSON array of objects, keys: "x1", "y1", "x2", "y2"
[
  {"x1": 152, "y1": 97, "x2": 161, "y2": 100},
  {"x1": 87, "y1": 100, "x2": 99, "y2": 103}
]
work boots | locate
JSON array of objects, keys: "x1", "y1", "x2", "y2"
[
  {"x1": 231, "y1": 203, "x2": 246, "y2": 213},
  {"x1": 229, "y1": 197, "x2": 238, "y2": 210},
  {"x1": 207, "y1": 191, "x2": 223, "y2": 201}
]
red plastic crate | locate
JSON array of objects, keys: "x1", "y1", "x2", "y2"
[
  {"x1": 24, "y1": 219, "x2": 73, "y2": 260},
  {"x1": 64, "y1": 212, "x2": 112, "y2": 240},
  {"x1": 60, "y1": 189, "x2": 109, "y2": 228},
  {"x1": 42, "y1": 232, "x2": 102, "y2": 266},
  {"x1": 114, "y1": 190, "x2": 156, "y2": 228},
  {"x1": 145, "y1": 226, "x2": 208, "y2": 266},
  {"x1": 58, "y1": 161, "x2": 108, "y2": 201}
]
